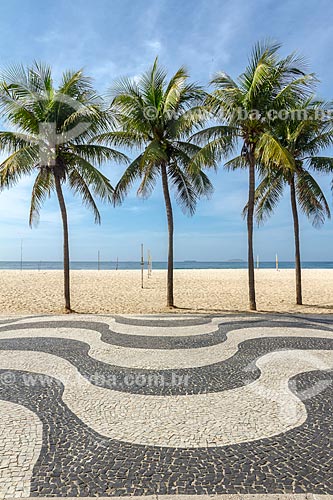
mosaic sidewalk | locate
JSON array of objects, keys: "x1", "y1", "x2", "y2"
[{"x1": 0, "y1": 313, "x2": 332, "y2": 498}]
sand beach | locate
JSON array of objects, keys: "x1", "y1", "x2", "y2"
[{"x1": 0, "y1": 268, "x2": 331, "y2": 315}]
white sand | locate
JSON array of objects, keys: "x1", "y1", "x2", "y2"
[{"x1": 0, "y1": 269, "x2": 331, "y2": 315}]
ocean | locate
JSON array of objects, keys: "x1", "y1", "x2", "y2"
[{"x1": 0, "y1": 261, "x2": 332, "y2": 270}]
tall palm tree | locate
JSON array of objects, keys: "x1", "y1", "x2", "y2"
[
  {"x1": 0, "y1": 63, "x2": 126, "y2": 311},
  {"x1": 191, "y1": 41, "x2": 314, "y2": 310},
  {"x1": 98, "y1": 59, "x2": 213, "y2": 307},
  {"x1": 252, "y1": 98, "x2": 333, "y2": 304}
]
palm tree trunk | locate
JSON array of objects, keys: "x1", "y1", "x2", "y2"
[
  {"x1": 161, "y1": 162, "x2": 174, "y2": 307},
  {"x1": 54, "y1": 173, "x2": 71, "y2": 312},
  {"x1": 289, "y1": 176, "x2": 302, "y2": 305},
  {"x1": 247, "y1": 150, "x2": 257, "y2": 311}
]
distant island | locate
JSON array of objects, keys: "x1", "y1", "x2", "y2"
[{"x1": 227, "y1": 259, "x2": 245, "y2": 263}]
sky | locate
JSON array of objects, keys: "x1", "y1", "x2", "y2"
[{"x1": 0, "y1": 0, "x2": 332, "y2": 262}]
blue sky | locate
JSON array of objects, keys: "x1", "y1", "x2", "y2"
[{"x1": 0, "y1": 0, "x2": 332, "y2": 262}]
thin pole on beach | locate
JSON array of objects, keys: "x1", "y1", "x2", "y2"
[
  {"x1": 20, "y1": 239, "x2": 23, "y2": 271},
  {"x1": 276, "y1": 253, "x2": 279, "y2": 271},
  {"x1": 116, "y1": 256, "x2": 119, "y2": 271},
  {"x1": 141, "y1": 244, "x2": 144, "y2": 288},
  {"x1": 98, "y1": 250, "x2": 100, "y2": 271}
]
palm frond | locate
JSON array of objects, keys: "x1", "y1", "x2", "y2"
[
  {"x1": 163, "y1": 66, "x2": 188, "y2": 112},
  {"x1": 167, "y1": 163, "x2": 198, "y2": 215},
  {"x1": 137, "y1": 163, "x2": 159, "y2": 199},
  {"x1": 94, "y1": 130, "x2": 147, "y2": 150},
  {"x1": 256, "y1": 132, "x2": 295, "y2": 170},
  {"x1": 167, "y1": 105, "x2": 209, "y2": 139},
  {"x1": 306, "y1": 156, "x2": 333, "y2": 173},
  {"x1": 65, "y1": 154, "x2": 114, "y2": 203},
  {"x1": 58, "y1": 69, "x2": 93, "y2": 98},
  {"x1": 191, "y1": 125, "x2": 237, "y2": 145},
  {"x1": 29, "y1": 168, "x2": 54, "y2": 226},
  {"x1": 70, "y1": 143, "x2": 129, "y2": 165},
  {"x1": 250, "y1": 170, "x2": 285, "y2": 224},
  {"x1": 68, "y1": 168, "x2": 102, "y2": 224},
  {"x1": 113, "y1": 154, "x2": 145, "y2": 205},
  {"x1": 224, "y1": 154, "x2": 248, "y2": 170},
  {"x1": 296, "y1": 169, "x2": 331, "y2": 227},
  {"x1": 189, "y1": 129, "x2": 237, "y2": 174},
  {"x1": 0, "y1": 131, "x2": 36, "y2": 151},
  {"x1": 0, "y1": 146, "x2": 38, "y2": 189}
]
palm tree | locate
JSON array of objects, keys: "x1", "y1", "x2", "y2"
[
  {"x1": 98, "y1": 59, "x2": 213, "y2": 307},
  {"x1": 0, "y1": 63, "x2": 127, "y2": 311},
  {"x1": 252, "y1": 98, "x2": 333, "y2": 304},
  {"x1": 191, "y1": 41, "x2": 314, "y2": 310}
]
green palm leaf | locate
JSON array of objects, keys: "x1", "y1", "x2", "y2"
[{"x1": 296, "y1": 169, "x2": 331, "y2": 227}]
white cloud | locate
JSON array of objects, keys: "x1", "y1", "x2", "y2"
[
  {"x1": 34, "y1": 30, "x2": 62, "y2": 44},
  {"x1": 145, "y1": 39, "x2": 162, "y2": 53}
]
